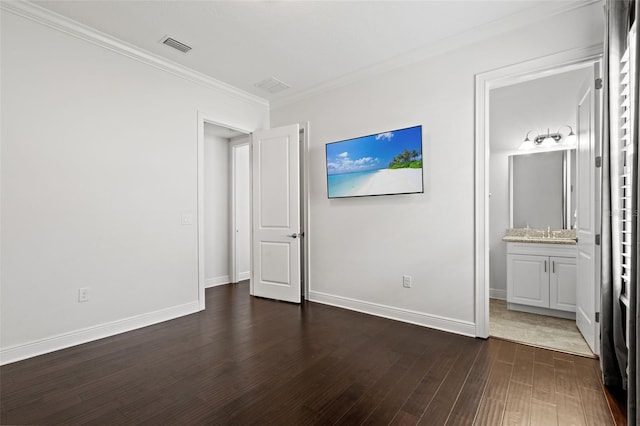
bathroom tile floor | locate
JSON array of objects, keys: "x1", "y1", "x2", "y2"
[{"x1": 490, "y1": 298, "x2": 594, "y2": 357}]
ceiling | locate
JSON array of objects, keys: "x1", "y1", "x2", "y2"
[{"x1": 33, "y1": 0, "x2": 585, "y2": 105}]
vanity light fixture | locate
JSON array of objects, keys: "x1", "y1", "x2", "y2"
[
  {"x1": 540, "y1": 129, "x2": 560, "y2": 147},
  {"x1": 518, "y1": 125, "x2": 576, "y2": 150},
  {"x1": 518, "y1": 130, "x2": 537, "y2": 150},
  {"x1": 559, "y1": 124, "x2": 577, "y2": 146}
]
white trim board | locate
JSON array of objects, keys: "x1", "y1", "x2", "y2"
[
  {"x1": 474, "y1": 45, "x2": 603, "y2": 339},
  {"x1": 205, "y1": 276, "x2": 230, "y2": 288},
  {"x1": 309, "y1": 291, "x2": 475, "y2": 337},
  {"x1": 0, "y1": 301, "x2": 200, "y2": 366},
  {"x1": 300, "y1": 123, "x2": 311, "y2": 300},
  {"x1": 0, "y1": 1, "x2": 268, "y2": 108},
  {"x1": 490, "y1": 289, "x2": 507, "y2": 300}
]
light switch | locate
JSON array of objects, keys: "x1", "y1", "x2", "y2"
[{"x1": 181, "y1": 213, "x2": 193, "y2": 225}]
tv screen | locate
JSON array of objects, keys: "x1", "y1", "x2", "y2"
[{"x1": 325, "y1": 125, "x2": 424, "y2": 198}]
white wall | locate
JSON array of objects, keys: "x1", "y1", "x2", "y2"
[
  {"x1": 233, "y1": 143, "x2": 251, "y2": 280},
  {"x1": 204, "y1": 127, "x2": 230, "y2": 287},
  {"x1": 271, "y1": 3, "x2": 603, "y2": 334},
  {"x1": 489, "y1": 67, "x2": 592, "y2": 298},
  {"x1": 0, "y1": 10, "x2": 268, "y2": 363}
]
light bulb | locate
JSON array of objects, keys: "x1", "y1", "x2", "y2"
[
  {"x1": 518, "y1": 139, "x2": 535, "y2": 150},
  {"x1": 564, "y1": 132, "x2": 576, "y2": 146},
  {"x1": 541, "y1": 134, "x2": 556, "y2": 148}
]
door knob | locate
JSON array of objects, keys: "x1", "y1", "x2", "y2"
[{"x1": 288, "y1": 233, "x2": 298, "y2": 239}]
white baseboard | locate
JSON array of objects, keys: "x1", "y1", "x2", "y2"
[
  {"x1": 308, "y1": 290, "x2": 476, "y2": 337},
  {"x1": 205, "y1": 276, "x2": 230, "y2": 288},
  {"x1": 0, "y1": 301, "x2": 200, "y2": 366},
  {"x1": 490, "y1": 288, "x2": 507, "y2": 300},
  {"x1": 238, "y1": 271, "x2": 250, "y2": 281},
  {"x1": 507, "y1": 302, "x2": 576, "y2": 320}
]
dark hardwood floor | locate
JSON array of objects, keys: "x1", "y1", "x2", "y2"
[{"x1": 1, "y1": 282, "x2": 615, "y2": 425}]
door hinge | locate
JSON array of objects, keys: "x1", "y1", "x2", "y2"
[
  {"x1": 595, "y1": 156, "x2": 602, "y2": 168},
  {"x1": 595, "y1": 234, "x2": 601, "y2": 245},
  {"x1": 595, "y1": 78, "x2": 603, "y2": 89},
  {"x1": 595, "y1": 312, "x2": 600, "y2": 323}
]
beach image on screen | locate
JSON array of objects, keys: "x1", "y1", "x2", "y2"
[{"x1": 326, "y1": 125, "x2": 423, "y2": 198}]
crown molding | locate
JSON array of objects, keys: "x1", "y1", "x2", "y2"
[
  {"x1": 1, "y1": 0, "x2": 269, "y2": 108},
  {"x1": 271, "y1": 0, "x2": 604, "y2": 109}
]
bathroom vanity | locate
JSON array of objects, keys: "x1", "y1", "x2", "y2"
[{"x1": 503, "y1": 229, "x2": 577, "y2": 319}]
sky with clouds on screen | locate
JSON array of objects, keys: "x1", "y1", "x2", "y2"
[{"x1": 325, "y1": 125, "x2": 422, "y2": 175}]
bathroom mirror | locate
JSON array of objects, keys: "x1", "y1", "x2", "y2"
[{"x1": 509, "y1": 149, "x2": 575, "y2": 229}]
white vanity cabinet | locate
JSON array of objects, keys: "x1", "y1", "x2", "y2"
[
  {"x1": 506, "y1": 242, "x2": 577, "y2": 317},
  {"x1": 549, "y1": 256, "x2": 577, "y2": 311}
]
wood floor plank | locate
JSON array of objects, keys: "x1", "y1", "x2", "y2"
[
  {"x1": 555, "y1": 392, "x2": 587, "y2": 426},
  {"x1": 472, "y1": 342, "x2": 514, "y2": 426},
  {"x1": 579, "y1": 387, "x2": 615, "y2": 426},
  {"x1": 0, "y1": 283, "x2": 618, "y2": 426},
  {"x1": 274, "y1": 331, "x2": 404, "y2": 425},
  {"x1": 531, "y1": 361, "x2": 556, "y2": 405},
  {"x1": 415, "y1": 338, "x2": 483, "y2": 425},
  {"x1": 361, "y1": 337, "x2": 454, "y2": 425},
  {"x1": 510, "y1": 347, "x2": 534, "y2": 386},
  {"x1": 573, "y1": 357, "x2": 603, "y2": 391},
  {"x1": 529, "y1": 399, "x2": 558, "y2": 426},
  {"x1": 501, "y1": 381, "x2": 532, "y2": 426},
  {"x1": 553, "y1": 358, "x2": 580, "y2": 396},
  {"x1": 474, "y1": 397, "x2": 506, "y2": 426},
  {"x1": 391, "y1": 410, "x2": 420, "y2": 425},
  {"x1": 534, "y1": 347, "x2": 556, "y2": 366},
  {"x1": 496, "y1": 340, "x2": 517, "y2": 364},
  {"x1": 482, "y1": 360, "x2": 513, "y2": 402},
  {"x1": 336, "y1": 353, "x2": 419, "y2": 424},
  {"x1": 392, "y1": 340, "x2": 463, "y2": 423},
  {"x1": 445, "y1": 339, "x2": 501, "y2": 426}
]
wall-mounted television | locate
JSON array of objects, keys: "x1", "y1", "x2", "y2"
[{"x1": 325, "y1": 125, "x2": 423, "y2": 199}]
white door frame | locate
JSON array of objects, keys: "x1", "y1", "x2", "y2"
[
  {"x1": 197, "y1": 111, "x2": 252, "y2": 310},
  {"x1": 474, "y1": 45, "x2": 603, "y2": 337},
  {"x1": 300, "y1": 122, "x2": 311, "y2": 300},
  {"x1": 229, "y1": 138, "x2": 250, "y2": 284},
  {"x1": 197, "y1": 113, "x2": 311, "y2": 309}
]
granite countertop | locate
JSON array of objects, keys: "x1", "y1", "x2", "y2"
[{"x1": 502, "y1": 228, "x2": 577, "y2": 245}]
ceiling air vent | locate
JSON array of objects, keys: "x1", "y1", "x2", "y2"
[
  {"x1": 160, "y1": 36, "x2": 192, "y2": 53},
  {"x1": 254, "y1": 77, "x2": 291, "y2": 94}
]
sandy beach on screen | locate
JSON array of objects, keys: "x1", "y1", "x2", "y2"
[{"x1": 357, "y1": 168, "x2": 423, "y2": 196}]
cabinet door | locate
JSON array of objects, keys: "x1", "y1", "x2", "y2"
[
  {"x1": 507, "y1": 254, "x2": 549, "y2": 307},
  {"x1": 549, "y1": 256, "x2": 577, "y2": 312}
]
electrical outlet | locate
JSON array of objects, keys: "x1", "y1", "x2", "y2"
[
  {"x1": 78, "y1": 287, "x2": 90, "y2": 302},
  {"x1": 402, "y1": 275, "x2": 411, "y2": 288}
]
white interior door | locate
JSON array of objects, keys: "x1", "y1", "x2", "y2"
[
  {"x1": 251, "y1": 124, "x2": 301, "y2": 303},
  {"x1": 575, "y1": 64, "x2": 601, "y2": 354},
  {"x1": 231, "y1": 141, "x2": 251, "y2": 283}
]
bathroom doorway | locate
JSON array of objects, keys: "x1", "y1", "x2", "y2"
[{"x1": 475, "y1": 48, "x2": 603, "y2": 357}]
